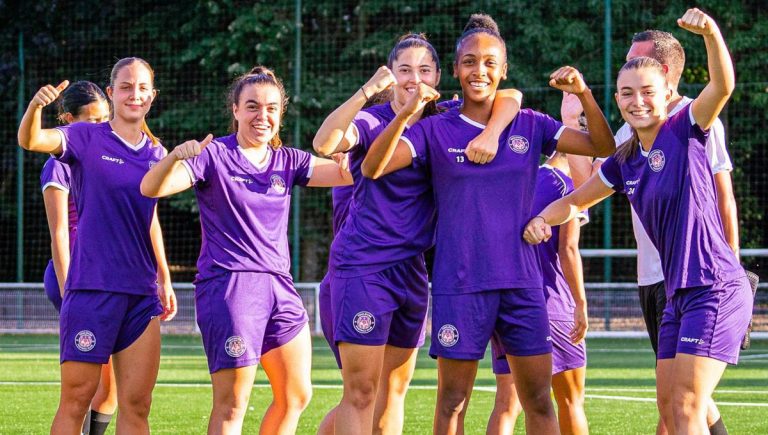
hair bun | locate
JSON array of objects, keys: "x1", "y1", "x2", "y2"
[
  {"x1": 398, "y1": 32, "x2": 427, "y2": 43},
  {"x1": 248, "y1": 66, "x2": 276, "y2": 79},
  {"x1": 463, "y1": 13, "x2": 499, "y2": 35}
]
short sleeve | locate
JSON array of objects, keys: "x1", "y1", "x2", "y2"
[
  {"x1": 401, "y1": 119, "x2": 430, "y2": 168},
  {"x1": 437, "y1": 99, "x2": 461, "y2": 110},
  {"x1": 181, "y1": 142, "x2": 216, "y2": 186},
  {"x1": 40, "y1": 158, "x2": 71, "y2": 193},
  {"x1": 705, "y1": 118, "x2": 733, "y2": 174},
  {"x1": 352, "y1": 110, "x2": 387, "y2": 150},
  {"x1": 597, "y1": 156, "x2": 625, "y2": 193},
  {"x1": 55, "y1": 122, "x2": 93, "y2": 164},
  {"x1": 670, "y1": 104, "x2": 708, "y2": 148},
  {"x1": 290, "y1": 148, "x2": 314, "y2": 187},
  {"x1": 534, "y1": 111, "x2": 565, "y2": 158}
]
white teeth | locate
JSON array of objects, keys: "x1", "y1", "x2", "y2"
[
  {"x1": 405, "y1": 88, "x2": 416, "y2": 94},
  {"x1": 470, "y1": 82, "x2": 488, "y2": 88}
]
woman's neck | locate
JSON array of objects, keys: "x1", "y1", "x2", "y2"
[
  {"x1": 636, "y1": 124, "x2": 663, "y2": 152},
  {"x1": 236, "y1": 132, "x2": 269, "y2": 150},
  {"x1": 109, "y1": 119, "x2": 144, "y2": 145},
  {"x1": 459, "y1": 96, "x2": 494, "y2": 126}
]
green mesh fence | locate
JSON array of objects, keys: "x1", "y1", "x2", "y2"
[{"x1": 1, "y1": 0, "x2": 766, "y2": 287}]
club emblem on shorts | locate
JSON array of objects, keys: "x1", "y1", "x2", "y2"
[
  {"x1": 438, "y1": 324, "x2": 459, "y2": 347},
  {"x1": 225, "y1": 336, "x2": 247, "y2": 358},
  {"x1": 74, "y1": 330, "x2": 96, "y2": 352},
  {"x1": 508, "y1": 135, "x2": 530, "y2": 154},
  {"x1": 270, "y1": 174, "x2": 287, "y2": 194},
  {"x1": 353, "y1": 311, "x2": 376, "y2": 334},
  {"x1": 648, "y1": 149, "x2": 665, "y2": 172}
]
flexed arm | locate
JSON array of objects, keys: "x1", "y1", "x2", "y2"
[
  {"x1": 313, "y1": 66, "x2": 396, "y2": 156},
  {"x1": 18, "y1": 81, "x2": 69, "y2": 153},
  {"x1": 680, "y1": 8, "x2": 735, "y2": 130},
  {"x1": 361, "y1": 83, "x2": 439, "y2": 179},
  {"x1": 464, "y1": 88, "x2": 523, "y2": 164},
  {"x1": 549, "y1": 68, "x2": 615, "y2": 158},
  {"x1": 141, "y1": 134, "x2": 213, "y2": 198}
]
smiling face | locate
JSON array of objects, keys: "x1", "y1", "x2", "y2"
[
  {"x1": 391, "y1": 46, "x2": 440, "y2": 106},
  {"x1": 453, "y1": 32, "x2": 507, "y2": 103},
  {"x1": 108, "y1": 61, "x2": 156, "y2": 124},
  {"x1": 233, "y1": 83, "x2": 282, "y2": 147},
  {"x1": 615, "y1": 66, "x2": 671, "y2": 130}
]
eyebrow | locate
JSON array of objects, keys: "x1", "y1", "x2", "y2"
[{"x1": 244, "y1": 99, "x2": 279, "y2": 106}]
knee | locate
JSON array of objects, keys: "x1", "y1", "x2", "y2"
[
  {"x1": 120, "y1": 391, "x2": 153, "y2": 419},
  {"x1": 214, "y1": 392, "x2": 251, "y2": 422},
  {"x1": 555, "y1": 390, "x2": 585, "y2": 413},
  {"x1": 343, "y1": 377, "x2": 378, "y2": 411},
  {"x1": 437, "y1": 386, "x2": 471, "y2": 417},
  {"x1": 283, "y1": 383, "x2": 312, "y2": 413},
  {"x1": 672, "y1": 390, "x2": 702, "y2": 424},
  {"x1": 519, "y1": 387, "x2": 555, "y2": 416},
  {"x1": 60, "y1": 382, "x2": 98, "y2": 414}
]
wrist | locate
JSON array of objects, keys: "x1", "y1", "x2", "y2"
[
  {"x1": 533, "y1": 215, "x2": 547, "y2": 225},
  {"x1": 360, "y1": 86, "x2": 371, "y2": 100}
]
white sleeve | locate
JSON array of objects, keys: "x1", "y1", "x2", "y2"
[{"x1": 705, "y1": 118, "x2": 733, "y2": 174}]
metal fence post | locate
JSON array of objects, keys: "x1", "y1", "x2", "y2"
[
  {"x1": 291, "y1": 0, "x2": 303, "y2": 281},
  {"x1": 16, "y1": 32, "x2": 26, "y2": 329},
  {"x1": 602, "y1": 0, "x2": 613, "y2": 331}
]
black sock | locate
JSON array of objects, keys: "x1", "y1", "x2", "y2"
[
  {"x1": 88, "y1": 410, "x2": 114, "y2": 435},
  {"x1": 709, "y1": 417, "x2": 728, "y2": 435}
]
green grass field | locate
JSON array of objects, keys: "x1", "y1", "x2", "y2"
[{"x1": 1, "y1": 335, "x2": 766, "y2": 434}]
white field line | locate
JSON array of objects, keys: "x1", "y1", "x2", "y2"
[{"x1": 1, "y1": 381, "x2": 766, "y2": 407}]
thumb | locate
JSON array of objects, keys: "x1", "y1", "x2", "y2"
[
  {"x1": 56, "y1": 80, "x2": 70, "y2": 92},
  {"x1": 452, "y1": 93, "x2": 459, "y2": 101},
  {"x1": 199, "y1": 134, "x2": 214, "y2": 150}
]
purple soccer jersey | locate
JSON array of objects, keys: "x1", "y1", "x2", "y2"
[
  {"x1": 598, "y1": 105, "x2": 744, "y2": 298},
  {"x1": 331, "y1": 185, "x2": 353, "y2": 236},
  {"x1": 181, "y1": 134, "x2": 313, "y2": 281},
  {"x1": 532, "y1": 165, "x2": 583, "y2": 321},
  {"x1": 329, "y1": 103, "x2": 436, "y2": 277},
  {"x1": 40, "y1": 157, "x2": 78, "y2": 245},
  {"x1": 55, "y1": 122, "x2": 163, "y2": 295},
  {"x1": 402, "y1": 108, "x2": 564, "y2": 294}
]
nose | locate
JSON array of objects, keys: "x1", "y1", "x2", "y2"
[
  {"x1": 633, "y1": 92, "x2": 644, "y2": 106},
  {"x1": 130, "y1": 85, "x2": 142, "y2": 100},
  {"x1": 256, "y1": 107, "x2": 269, "y2": 120}
]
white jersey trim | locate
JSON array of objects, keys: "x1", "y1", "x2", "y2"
[
  {"x1": 180, "y1": 160, "x2": 197, "y2": 185},
  {"x1": 41, "y1": 182, "x2": 69, "y2": 194},
  {"x1": 111, "y1": 131, "x2": 147, "y2": 151},
  {"x1": 553, "y1": 125, "x2": 566, "y2": 141},
  {"x1": 53, "y1": 128, "x2": 67, "y2": 159},
  {"x1": 307, "y1": 155, "x2": 316, "y2": 179},
  {"x1": 597, "y1": 167, "x2": 613, "y2": 189},
  {"x1": 458, "y1": 114, "x2": 486, "y2": 129},
  {"x1": 401, "y1": 136, "x2": 418, "y2": 159}
]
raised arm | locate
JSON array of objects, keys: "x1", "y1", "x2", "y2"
[
  {"x1": 559, "y1": 92, "x2": 594, "y2": 188},
  {"x1": 361, "y1": 83, "x2": 439, "y2": 179},
  {"x1": 150, "y1": 208, "x2": 176, "y2": 321},
  {"x1": 558, "y1": 218, "x2": 588, "y2": 344},
  {"x1": 549, "y1": 67, "x2": 616, "y2": 158},
  {"x1": 463, "y1": 88, "x2": 523, "y2": 164},
  {"x1": 523, "y1": 174, "x2": 614, "y2": 244},
  {"x1": 679, "y1": 9, "x2": 735, "y2": 130},
  {"x1": 42, "y1": 188, "x2": 70, "y2": 298},
  {"x1": 17, "y1": 81, "x2": 70, "y2": 154},
  {"x1": 313, "y1": 66, "x2": 396, "y2": 156},
  {"x1": 141, "y1": 135, "x2": 213, "y2": 198}
]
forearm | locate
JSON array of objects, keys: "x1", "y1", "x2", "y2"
[
  {"x1": 50, "y1": 236, "x2": 70, "y2": 296},
  {"x1": 313, "y1": 89, "x2": 368, "y2": 156},
  {"x1": 18, "y1": 104, "x2": 61, "y2": 153},
  {"x1": 560, "y1": 245, "x2": 587, "y2": 306},
  {"x1": 577, "y1": 89, "x2": 615, "y2": 157},
  {"x1": 361, "y1": 110, "x2": 412, "y2": 179},
  {"x1": 703, "y1": 27, "x2": 735, "y2": 100},
  {"x1": 717, "y1": 187, "x2": 740, "y2": 256},
  {"x1": 141, "y1": 155, "x2": 187, "y2": 198},
  {"x1": 538, "y1": 198, "x2": 583, "y2": 227},
  {"x1": 150, "y1": 210, "x2": 171, "y2": 284},
  {"x1": 486, "y1": 88, "x2": 522, "y2": 134}
]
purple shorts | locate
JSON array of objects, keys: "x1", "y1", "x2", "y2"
[
  {"x1": 44, "y1": 260, "x2": 63, "y2": 312},
  {"x1": 59, "y1": 290, "x2": 162, "y2": 364},
  {"x1": 431, "y1": 288, "x2": 552, "y2": 360},
  {"x1": 195, "y1": 272, "x2": 308, "y2": 374},
  {"x1": 318, "y1": 274, "x2": 342, "y2": 367},
  {"x1": 658, "y1": 276, "x2": 752, "y2": 364},
  {"x1": 489, "y1": 320, "x2": 585, "y2": 375},
  {"x1": 330, "y1": 257, "x2": 429, "y2": 350}
]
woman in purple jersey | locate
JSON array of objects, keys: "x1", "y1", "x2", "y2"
[
  {"x1": 364, "y1": 14, "x2": 614, "y2": 434},
  {"x1": 141, "y1": 66, "x2": 351, "y2": 435},
  {"x1": 524, "y1": 9, "x2": 750, "y2": 434},
  {"x1": 40, "y1": 81, "x2": 118, "y2": 435},
  {"x1": 313, "y1": 33, "x2": 522, "y2": 434},
  {"x1": 18, "y1": 57, "x2": 177, "y2": 435}
]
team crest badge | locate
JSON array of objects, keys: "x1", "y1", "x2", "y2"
[
  {"x1": 353, "y1": 311, "x2": 375, "y2": 334},
  {"x1": 508, "y1": 135, "x2": 529, "y2": 154},
  {"x1": 648, "y1": 149, "x2": 665, "y2": 172},
  {"x1": 225, "y1": 336, "x2": 247, "y2": 358},
  {"x1": 437, "y1": 324, "x2": 459, "y2": 347},
  {"x1": 74, "y1": 330, "x2": 96, "y2": 352},
  {"x1": 270, "y1": 174, "x2": 287, "y2": 194}
]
